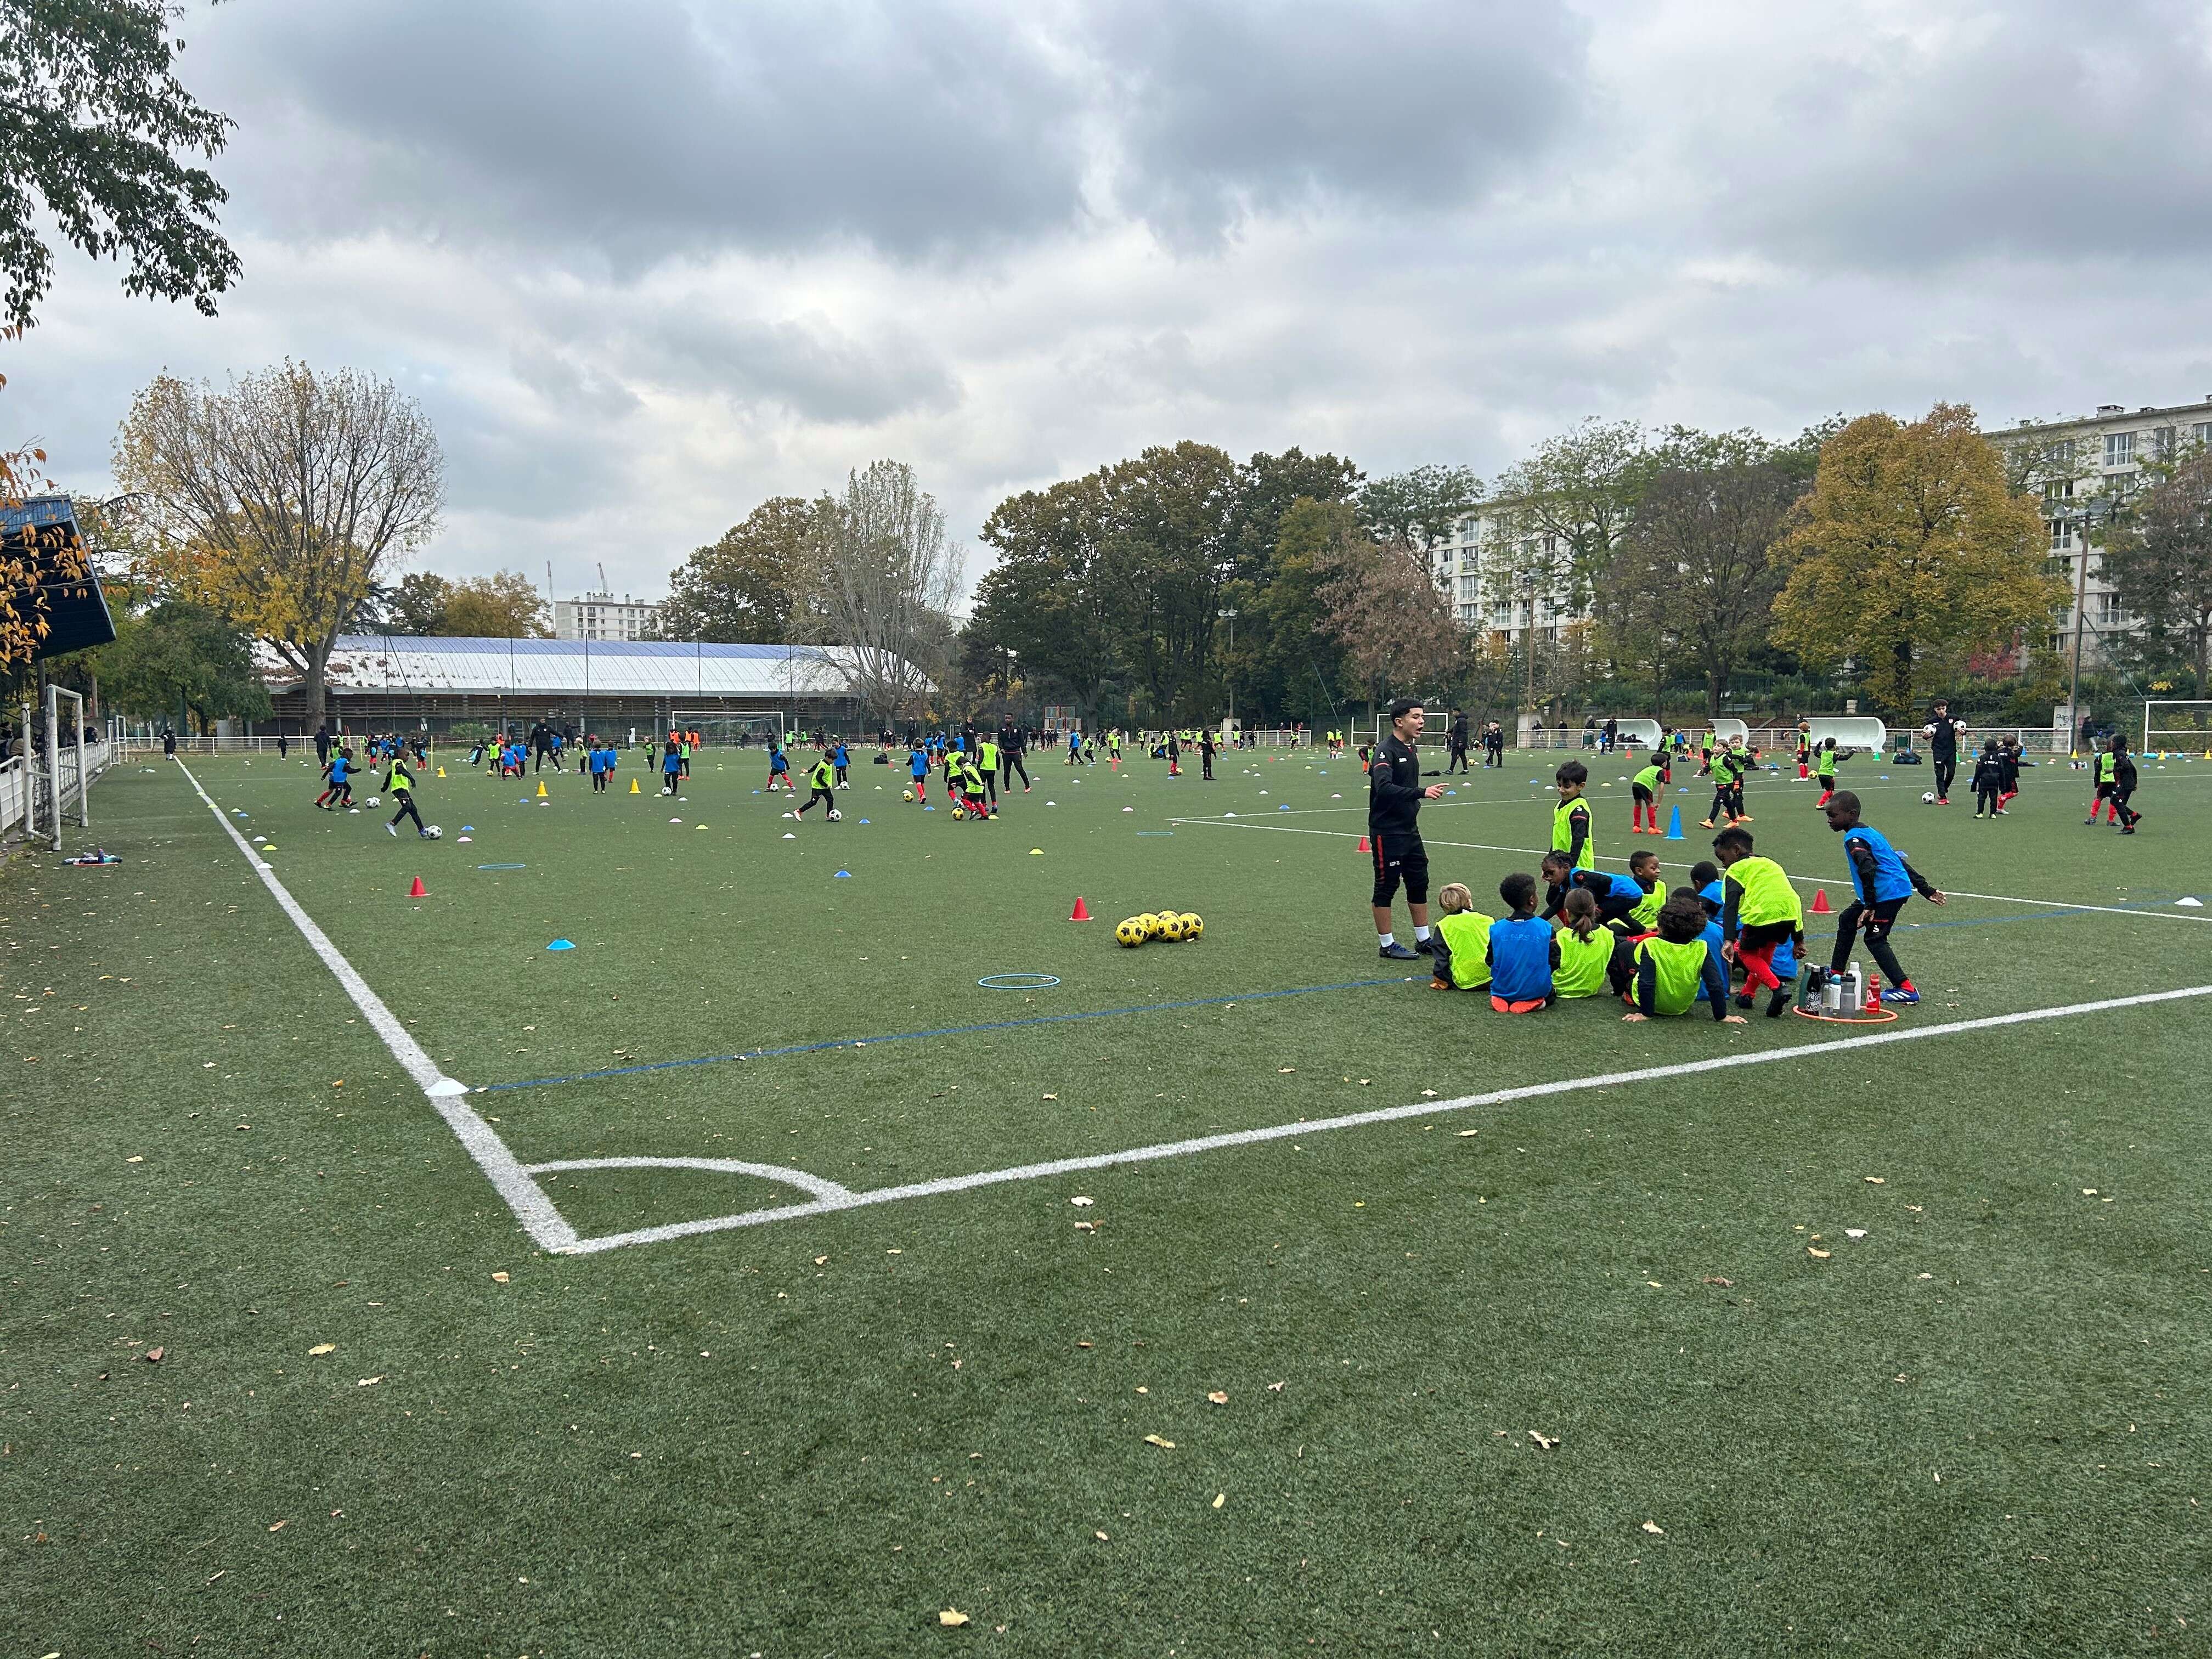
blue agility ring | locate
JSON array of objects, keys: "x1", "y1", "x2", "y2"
[{"x1": 977, "y1": 973, "x2": 1062, "y2": 990}]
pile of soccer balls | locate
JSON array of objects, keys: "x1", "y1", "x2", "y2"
[{"x1": 1114, "y1": 910, "x2": 1204, "y2": 947}]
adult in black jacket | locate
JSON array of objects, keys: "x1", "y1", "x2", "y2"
[
  {"x1": 1925, "y1": 698, "x2": 1965, "y2": 804},
  {"x1": 1368, "y1": 697, "x2": 1446, "y2": 960},
  {"x1": 1446, "y1": 710, "x2": 1470, "y2": 774}
]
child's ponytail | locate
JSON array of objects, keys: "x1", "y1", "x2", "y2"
[{"x1": 1561, "y1": 885, "x2": 1601, "y2": 943}]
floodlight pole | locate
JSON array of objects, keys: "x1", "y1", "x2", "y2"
[{"x1": 2064, "y1": 494, "x2": 2115, "y2": 754}]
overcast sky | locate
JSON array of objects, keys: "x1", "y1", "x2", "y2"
[{"x1": 15, "y1": 0, "x2": 2212, "y2": 605}]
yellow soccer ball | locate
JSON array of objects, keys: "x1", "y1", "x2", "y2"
[
  {"x1": 951, "y1": 806, "x2": 966, "y2": 820},
  {"x1": 902, "y1": 789, "x2": 915, "y2": 802},
  {"x1": 1114, "y1": 917, "x2": 1148, "y2": 947},
  {"x1": 1137, "y1": 911, "x2": 1162, "y2": 938},
  {"x1": 1181, "y1": 913, "x2": 1203, "y2": 940},
  {"x1": 1158, "y1": 912, "x2": 1189, "y2": 942}
]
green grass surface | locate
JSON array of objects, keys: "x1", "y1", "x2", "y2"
[{"x1": 8, "y1": 744, "x2": 2212, "y2": 1656}]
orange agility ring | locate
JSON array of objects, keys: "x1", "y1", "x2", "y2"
[{"x1": 1792, "y1": 1005, "x2": 1900, "y2": 1025}]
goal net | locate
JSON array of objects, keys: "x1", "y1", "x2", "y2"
[
  {"x1": 2143, "y1": 699, "x2": 2212, "y2": 756},
  {"x1": 672, "y1": 710, "x2": 785, "y2": 749}
]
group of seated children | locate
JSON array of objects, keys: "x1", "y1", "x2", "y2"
[{"x1": 1425, "y1": 828, "x2": 1813, "y2": 1026}]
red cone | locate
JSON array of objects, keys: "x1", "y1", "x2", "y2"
[
  {"x1": 1810, "y1": 888, "x2": 1830, "y2": 915},
  {"x1": 408, "y1": 876, "x2": 427, "y2": 898},
  {"x1": 1070, "y1": 896, "x2": 1092, "y2": 921},
  {"x1": 1357, "y1": 835, "x2": 1370, "y2": 853}
]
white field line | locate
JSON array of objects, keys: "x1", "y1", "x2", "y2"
[
  {"x1": 175, "y1": 758, "x2": 578, "y2": 1251},
  {"x1": 557, "y1": 981, "x2": 2212, "y2": 1255},
  {"x1": 1165, "y1": 815, "x2": 2212, "y2": 918}
]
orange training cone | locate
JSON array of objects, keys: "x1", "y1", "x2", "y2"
[
  {"x1": 1810, "y1": 888, "x2": 1830, "y2": 915},
  {"x1": 1070, "y1": 896, "x2": 1092, "y2": 921},
  {"x1": 408, "y1": 876, "x2": 427, "y2": 898},
  {"x1": 1357, "y1": 834, "x2": 1370, "y2": 853}
]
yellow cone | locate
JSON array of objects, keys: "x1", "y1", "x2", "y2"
[
  {"x1": 436, "y1": 765, "x2": 447, "y2": 777},
  {"x1": 629, "y1": 777, "x2": 640, "y2": 793},
  {"x1": 535, "y1": 780, "x2": 548, "y2": 798}
]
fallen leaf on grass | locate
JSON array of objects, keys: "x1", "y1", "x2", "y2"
[
  {"x1": 1094, "y1": 1530, "x2": 1109, "y2": 1541},
  {"x1": 1457, "y1": 1128, "x2": 1480, "y2": 1137},
  {"x1": 815, "y1": 1256, "x2": 828, "y2": 1266},
  {"x1": 1213, "y1": 1493, "x2": 1227, "y2": 1509},
  {"x1": 1207, "y1": 1391, "x2": 1228, "y2": 1405},
  {"x1": 1075, "y1": 1341, "x2": 1093, "y2": 1350},
  {"x1": 307, "y1": 1344, "x2": 335, "y2": 1356},
  {"x1": 142, "y1": 1347, "x2": 163, "y2": 1363},
  {"x1": 1073, "y1": 1221, "x2": 1096, "y2": 1232},
  {"x1": 1267, "y1": 1381, "x2": 1286, "y2": 1392},
  {"x1": 1807, "y1": 1248, "x2": 1831, "y2": 1260},
  {"x1": 1641, "y1": 1520, "x2": 1664, "y2": 1535},
  {"x1": 1420, "y1": 1089, "x2": 1439, "y2": 1098},
  {"x1": 357, "y1": 1376, "x2": 385, "y2": 1387},
  {"x1": 1277, "y1": 1067, "x2": 1295, "y2": 1074},
  {"x1": 1041, "y1": 1093, "x2": 1058, "y2": 1101},
  {"x1": 1864, "y1": 1176, "x2": 1885, "y2": 1184},
  {"x1": 125, "y1": 1155, "x2": 143, "y2": 1164},
  {"x1": 1701, "y1": 1277, "x2": 1733, "y2": 1288},
  {"x1": 490, "y1": 1272, "x2": 510, "y2": 1284},
  {"x1": 1143, "y1": 1435, "x2": 1176, "y2": 1449},
  {"x1": 939, "y1": 1609, "x2": 970, "y2": 1627},
  {"x1": 1528, "y1": 1430, "x2": 1558, "y2": 1451},
  {"x1": 1358, "y1": 1079, "x2": 1372, "y2": 1086},
  {"x1": 268, "y1": 1520, "x2": 287, "y2": 1532}
]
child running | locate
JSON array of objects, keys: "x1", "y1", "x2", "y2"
[
  {"x1": 382, "y1": 746, "x2": 430, "y2": 838},
  {"x1": 793, "y1": 743, "x2": 838, "y2": 820},
  {"x1": 1812, "y1": 738, "x2": 1848, "y2": 808},
  {"x1": 766, "y1": 739, "x2": 791, "y2": 794},
  {"x1": 1709, "y1": 827, "x2": 1803, "y2": 1018},
  {"x1": 1822, "y1": 789, "x2": 1945, "y2": 1004},
  {"x1": 316, "y1": 745, "x2": 354, "y2": 810},
  {"x1": 662, "y1": 738, "x2": 683, "y2": 795},
  {"x1": 907, "y1": 741, "x2": 930, "y2": 802}
]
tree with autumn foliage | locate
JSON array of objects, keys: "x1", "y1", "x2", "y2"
[
  {"x1": 114, "y1": 363, "x2": 444, "y2": 726},
  {"x1": 1770, "y1": 404, "x2": 2061, "y2": 716}
]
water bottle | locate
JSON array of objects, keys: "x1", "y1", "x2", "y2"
[
  {"x1": 1823, "y1": 972, "x2": 1843, "y2": 1015},
  {"x1": 1843, "y1": 964, "x2": 1863, "y2": 1011}
]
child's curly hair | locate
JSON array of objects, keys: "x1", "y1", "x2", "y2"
[{"x1": 1654, "y1": 893, "x2": 1709, "y2": 945}]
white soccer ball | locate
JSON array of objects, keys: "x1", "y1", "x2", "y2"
[
  {"x1": 425, "y1": 825, "x2": 442, "y2": 838},
  {"x1": 365, "y1": 795, "x2": 381, "y2": 806},
  {"x1": 1921, "y1": 791, "x2": 1936, "y2": 804},
  {"x1": 827, "y1": 808, "x2": 842, "y2": 821}
]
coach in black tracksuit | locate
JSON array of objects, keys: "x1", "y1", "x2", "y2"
[
  {"x1": 1927, "y1": 699, "x2": 1964, "y2": 805},
  {"x1": 1369, "y1": 697, "x2": 1446, "y2": 961}
]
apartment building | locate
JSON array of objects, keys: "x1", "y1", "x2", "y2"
[
  {"x1": 552, "y1": 590, "x2": 662, "y2": 641},
  {"x1": 1991, "y1": 396, "x2": 2212, "y2": 665},
  {"x1": 1420, "y1": 394, "x2": 2212, "y2": 672}
]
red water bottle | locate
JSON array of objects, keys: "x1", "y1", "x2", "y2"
[{"x1": 1864, "y1": 973, "x2": 1882, "y2": 1012}]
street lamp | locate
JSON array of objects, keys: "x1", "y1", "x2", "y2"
[
  {"x1": 1218, "y1": 608, "x2": 1237, "y2": 732},
  {"x1": 1519, "y1": 571, "x2": 1538, "y2": 737},
  {"x1": 2061, "y1": 489, "x2": 2126, "y2": 752}
]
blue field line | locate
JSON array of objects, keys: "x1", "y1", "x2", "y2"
[{"x1": 476, "y1": 974, "x2": 1415, "y2": 1094}]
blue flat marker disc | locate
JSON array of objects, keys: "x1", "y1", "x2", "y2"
[
  {"x1": 476, "y1": 862, "x2": 528, "y2": 870},
  {"x1": 977, "y1": 973, "x2": 1061, "y2": 990}
]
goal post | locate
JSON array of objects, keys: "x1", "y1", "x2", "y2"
[
  {"x1": 2142, "y1": 699, "x2": 2212, "y2": 757},
  {"x1": 672, "y1": 709, "x2": 785, "y2": 749}
]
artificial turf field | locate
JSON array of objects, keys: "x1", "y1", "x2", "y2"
[{"x1": 9, "y1": 741, "x2": 2212, "y2": 1657}]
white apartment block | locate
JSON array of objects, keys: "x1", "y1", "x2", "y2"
[
  {"x1": 552, "y1": 590, "x2": 662, "y2": 641},
  {"x1": 1422, "y1": 511, "x2": 1583, "y2": 645},
  {"x1": 1991, "y1": 396, "x2": 2212, "y2": 666}
]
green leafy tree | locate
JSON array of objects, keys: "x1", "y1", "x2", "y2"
[
  {"x1": 1356, "y1": 464, "x2": 1481, "y2": 552},
  {"x1": 974, "y1": 471, "x2": 1122, "y2": 722},
  {"x1": 1, "y1": 0, "x2": 240, "y2": 328},
  {"x1": 383, "y1": 571, "x2": 452, "y2": 635},
  {"x1": 1489, "y1": 420, "x2": 1646, "y2": 605},
  {"x1": 2102, "y1": 448, "x2": 2212, "y2": 698},
  {"x1": 652, "y1": 497, "x2": 820, "y2": 642},
  {"x1": 92, "y1": 598, "x2": 268, "y2": 730},
  {"x1": 437, "y1": 570, "x2": 549, "y2": 637},
  {"x1": 1771, "y1": 403, "x2": 2062, "y2": 715},
  {"x1": 1099, "y1": 441, "x2": 1242, "y2": 723},
  {"x1": 1598, "y1": 451, "x2": 1799, "y2": 717}
]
